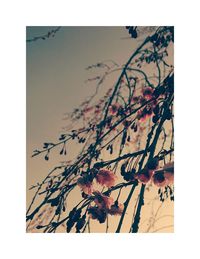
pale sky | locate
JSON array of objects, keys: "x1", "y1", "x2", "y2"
[{"x1": 27, "y1": 26, "x2": 139, "y2": 191}]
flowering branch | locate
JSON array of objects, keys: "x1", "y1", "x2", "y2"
[{"x1": 27, "y1": 26, "x2": 174, "y2": 233}]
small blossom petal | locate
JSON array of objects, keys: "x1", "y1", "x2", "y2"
[
  {"x1": 109, "y1": 103, "x2": 121, "y2": 115},
  {"x1": 164, "y1": 171, "x2": 174, "y2": 185},
  {"x1": 96, "y1": 169, "x2": 117, "y2": 188},
  {"x1": 77, "y1": 176, "x2": 93, "y2": 195},
  {"x1": 135, "y1": 168, "x2": 152, "y2": 184},
  {"x1": 108, "y1": 203, "x2": 124, "y2": 216},
  {"x1": 153, "y1": 162, "x2": 174, "y2": 187},
  {"x1": 142, "y1": 87, "x2": 153, "y2": 100},
  {"x1": 93, "y1": 191, "x2": 114, "y2": 210}
]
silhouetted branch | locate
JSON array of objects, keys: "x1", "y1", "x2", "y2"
[{"x1": 26, "y1": 26, "x2": 61, "y2": 43}]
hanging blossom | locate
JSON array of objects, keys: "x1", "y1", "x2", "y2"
[
  {"x1": 108, "y1": 202, "x2": 124, "y2": 216},
  {"x1": 137, "y1": 100, "x2": 157, "y2": 122},
  {"x1": 135, "y1": 168, "x2": 154, "y2": 184},
  {"x1": 77, "y1": 175, "x2": 93, "y2": 195},
  {"x1": 142, "y1": 86, "x2": 154, "y2": 100},
  {"x1": 88, "y1": 192, "x2": 124, "y2": 223},
  {"x1": 88, "y1": 191, "x2": 114, "y2": 224},
  {"x1": 153, "y1": 162, "x2": 174, "y2": 187},
  {"x1": 135, "y1": 157, "x2": 159, "y2": 183},
  {"x1": 77, "y1": 168, "x2": 117, "y2": 195},
  {"x1": 137, "y1": 107, "x2": 154, "y2": 122},
  {"x1": 136, "y1": 160, "x2": 174, "y2": 187},
  {"x1": 109, "y1": 103, "x2": 122, "y2": 115},
  {"x1": 136, "y1": 87, "x2": 158, "y2": 122},
  {"x1": 93, "y1": 191, "x2": 114, "y2": 209},
  {"x1": 95, "y1": 169, "x2": 117, "y2": 188}
]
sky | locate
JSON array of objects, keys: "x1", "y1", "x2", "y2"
[
  {"x1": 27, "y1": 26, "x2": 138, "y2": 197},
  {"x1": 26, "y1": 26, "x2": 173, "y2": 233}
]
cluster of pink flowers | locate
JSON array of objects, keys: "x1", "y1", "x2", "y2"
[
  {"x1": 108, "y1": 87, "x2": 157, "y2": 124},
  {"x1": 137, "y1": 89, "x2": 158, "y2": 122},
  {"x1": 77, "y1": 169, "x2": 117, "y2": 195},
  {"x1": 77, "y1": 169, "x2": 123, "y2": 223},
  {"x1": 88, "y1": 191, "x2": 124, "y2": 223},
  {"x1": 142, "y1": 87, "x2": 154, "y2": 100},
  {"x1": 137, "y1": 106, "x2": 154, "y2": 122},
  {"x1": 109, "y1": 103, "x2": 122, "y2": 115},
  {"x1": 77, "y1": 161, "x2": 173, "y2": 224},
  {"x1": 152, "y1": 162, "x2": 174, "y2": 187},
  {"x1": 129, "y1": 86, "x2": 158, "y2": 122},
  {"x1": 96, "y1": 169, "x2": 117, "y2": 188},
  {"x1": 77, "y1": 176, "x2": 94, "y2": 195},
  {"x1": 93, "y1": 191, "x2": 114, "y2": 210},
  {"x1": 135, "y1": 161, "x2": 174, "y2": 187}
]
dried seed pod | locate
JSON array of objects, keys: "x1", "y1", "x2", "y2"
[{"x1": 76, "y1": 215, "x2": 86, "y2": 232}]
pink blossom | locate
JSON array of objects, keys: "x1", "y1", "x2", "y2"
[
  {"x1": 142, "y1": 87, "x2": 153, "y2": 100},
  {"x1": 95, "y1": 169, "x2": 117, "y2": 188},
  {"x1": 153, "y1": 162, "x2": 174, "y2": 187},
  {"x1": 135, "y1": 168, "x2": 153, "y2": 184},
  {"x1": 152, "y1": 171, "x2": 166, "y2": 187},
  {"x1": 163, "y1": 162, "x2": 174, "y2": 185},
  {"x1": 137, "y1": 108, "x2": 153, "y2": 122},
  {"x1": 93, "y1": 191, "x2": 114, "y2": 210},
  {"x1": 108, "y1": 202, "x2": 124, "y2": 216},
  {"x1": 83, "y1": 107, "x2": 93, "y2": 113},
  {"x1": 136, "y1": 173, "x2": 150, "y2": 183},
  {"x1": 109, "y1": 103, "x2": 121, "y2": 115},
  {"x1": 77, "y1": 176, "x2": 93, "y2": 195},
  {"x1": 164, "y1": 171, "x2": 174, "y2": 185}
]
